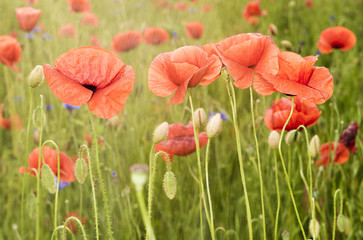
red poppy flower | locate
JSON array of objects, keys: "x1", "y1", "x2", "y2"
[
  {"x1": 317, "y1": 26, "x2": 356, "y2": 54},
  {"x1": 174, "y1": 2, "x2": 188, "y2": 11},
  {"x1": 0, "y1": 105, "x2": 23, "y2": 130},
  {"x1": 0, "y1": 35, "x2": 22, "y2": 71},
  {"x1": 143, "y1": 27, "x2": 169, "y2": 45},
  {"x1": 15, "y1": 7, "x2": 41, "y2": 32},
  {"x1": 215, "y1": 33, "x2": 279, "y2": 89},
  {"x1": 264, "y1": 96, "x2": 321, "y2": 131},
  {"x1": 201, "y1": 43, "x2": 218, "y2": 57},
  {"x1": 304, "y1": 0, "x2": 315, "y2": 9},
  {"x1": 57, "y1": 24, "x2": 77, "y2": 38},
  {"x1": 20, "y1": 146, "x2": 75, "y2": 182},
  {"x1": 155, "y1": 122, "x2": 208, "y2": 162},
  {"x1": 339, "y1": 122, "x2": 359, "y2": 153},
  {"x1": 185, "y1": 21, "x2": 204, "y2": 39},
  {"x1": 242, "y1": 1, "x2": 267, "y2": 25},
  {"x1": 111, "y1": 31, "x2": 142, "y2": 53},
  {"x1": 255, "y1": 51, "x2": 334, "y2": 104},
  {"x1": 315, "y1": 142, "x2": 350, "y2": 166},
  {"x1": 43, "y1": 46, "x2": 135, "y2": 119},
  {"x1": 25, "y1": 0, "x2": 38, "y2": 5},
  {"x1": 67, "y1": 0, "x2": 91, "y2": 12},
  {"x1": 65, "y1": 211, "x2": 86, "y2": 234},
  {"x1": 148, "y1": 46, "x2": 222, "y2": 104},
  {"x1": 202, "y1": 4, "x2": 213, "y2": 12},
  {"x1": 81, "y1": 12, "x2": 99, "y2": 28}
]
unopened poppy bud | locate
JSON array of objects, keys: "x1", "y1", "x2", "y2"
[
  {"x1": 27, "y1": 193, "x2": 37, "y2": 219},
  {"x1": 130, "y1": 164, "x2": 149, "y2": 191},
  {"x1": 27, "y1": 65, "x2": 44, "y2": 88},
  {"x1": 194, "y1": 108, "x2": 206, "y2": 129},
  {"x1": 309, "y1": 135, "x2": 320, "y2": 158},
  {"x1": 281, "y1": 40, "x2": 293, "y2": 50},
  {"x1": 33, "y1": 128, "x2": 40, "y2": 144},
  {"x1": 152, "y1": 122, "x2": 168, "y2": 144},
  {"x1": 41, "y1": 164, "x2": 56, "y2": 194},
  {"x1": 207, "y1": 113, "x2": 222, "y2": 138},
  {"x1": 268, "y1": 131, "x2": 280, "y2": 150},
  {"x1": 282, "y1": 230, "x2": 290, "y2": 240},
  {"x1": 337, "y1": 214, "x2": 345, "y2": 232},
  {"x1": 163, "y1": 171, "x2": 177, "y2": 199},
  {"x1": 107, "y1": 115, "x2": 121, "y2": 129},
  {"x1": 75, "y1": 157, "x2": 88, "y2": 184},
  {"x1": 309, "y1": 219, "x2": 320, "y2": 238},
  {"x1": 269, "y1": 24, "x2": 278, "y2": 36},
  {"x1": 285, "y1": 130, "x2": 299, "y2": 145}
]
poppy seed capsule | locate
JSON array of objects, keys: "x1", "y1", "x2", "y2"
[
  {"x1": 130, "y1": 164, "x2": 149, "y2": 191},
  {"x1": 206, "y1": 113, "x2": 222, "y2": 138},
  {"x1": 285, "y1": 130, "x2": 299, "y2": 145},
  {"x1": 309, "y1": 135, "x2": 320, "y2": 158},
  {"x1": 163, "y1": 171, "x2": 177, "y2": 199},
  {"x1": 152, "y1": 122, "x2": 168, "y2": 144},
  {"x1": 309, "y1": 219, "x2": 320, "y2": 238},
  {"x1": 268, "y1": 131, "x2": 280, "y2": 150},
  {"x1": 75, "y1": 157, "x2": 88, "y2": 184},
  {"x1": 194, "y1": 108, "x2": 206, "y2": 129},
  {"x1": 41, "y1": 164, "x2": 56, "y2": 194},
  {"x1": 337, "y1": 214, "x2": 345, "y2": 232},
  {"x1": 28, "y1": 65, "x2": 44, "y2": 88},
  {"x1": 281, "y1": 40, "x2": 293, "y2": 50}
]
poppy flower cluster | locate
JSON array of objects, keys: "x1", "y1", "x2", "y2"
[
  {"x1": 316, "y1": 122, "x2": 359, "y2": 166},
  {"x1": 264, "y1": 96, "x2": 321, "y2": 131},
  {"x1": 15, "y1": 7, "x2": 41, "y2": 32},
  {"x1": 317, "y1": 26, "x2": 356, "y2": 54},
  {"x1": 0, "y1": 35, "x2": 22, "y2": 71},
  {"x1": 155, "y1": 122, "x2": 208, "y2": 162},
  {"x1": 43, "y1": 46, "x2": 135, "y2": 119},
  {"x1": 19, "y1": 146, "x2": 75, "y2": 182},
  {"x1": 242, "y1": 1, "x2": 267, "y2": 25}
]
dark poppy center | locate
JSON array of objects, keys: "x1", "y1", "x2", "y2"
[
  {"x1": 332, "y1": 42, "x2": 344, "y2": 49},
  {"x1": 83, "y1": 85, "x2": 97, "y2": 92},
  {"x1": 248, "y1": 65, "x2": 256, "y2": 69}
]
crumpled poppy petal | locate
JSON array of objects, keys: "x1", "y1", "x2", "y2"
[
  {"x1": 316, "y1": 142, "x2": 350, "y2": 166},
  {"x1": 199, "y1": 54, "x2": 222, "y2": 85},
  {"x1": 168, "y1": 79, "x2": 190, "y2": 104}
]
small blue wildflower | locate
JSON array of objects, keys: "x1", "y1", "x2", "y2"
[
  {"x1": 46, "y1": 104, "x2": 53, "y2": 111},
  {"x1": 112, "y1": 171, "x2": 116, "y2": 177},
  {"x1": 299, "y1": 41, "x2": 306, "y2": 46},
  {"x1": 315, "y1": 50, "x2": 321, "y2": 57},
  {"x1": 23, "y1": 33, "x2": 34, "y2": 40},
  {"x1": 42, "y1": 33, "x2": 52, "y2": 40},
  {"x1": 173, "y1": 31, "x2": 177, "y2": 38},
  {"x1": 63, "y1": 103, "x2": 80, "y2": 111},
  {"x1": 189, "y1": 7, "x2": 197, "y2": 13},
  {"x1": 32, "y1": 26, "x2": 41, "y2": 33},
  {"x1": 329, "y1": 14, "x2": 335, "y2": 20},
  {"x1": 14, "y1": 96, "x2": 23, "y2": 102},
  {"x1": 208, "y1": 111, "x2": 229, "y2": 121},
  {"x1": 55, "y1": 177, "x2": 70, "y2": 190}
]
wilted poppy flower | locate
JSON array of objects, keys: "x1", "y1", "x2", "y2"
[
  {"x1": 143, "y1": 27, "x2": 169, "y2": 45},
  {"x1": 264, "y1": 96, "x2": 321, "y2": 131},
  {"x1": 65, "y1": 211, "x2": 86, "y2": 234},
  {"x1": 67, "y1": 0, "x2": 91, "y2": 12},
  {"x1": 255, "y1": 51, "x2": 334, "y2": 104},
  {"x1": 317, "y1": 26, "x2": 356, "y2": 54},
  {"x1": 111, "y1": 31, "x2": 142, "y2": 53},
  {"x1": 315, "y1": 142, "x2": 350, "y2": 166},
  {"x1": 20, "y1": 146, "x2": 75, "y2": 182},
  {"x1": 148, "y1": 46, "x2": 222, "y2": 104},
  {"x1": 339, "y1": 122, "x2": 359, "y2": 153},
  {"x1": 0, "y1": 35, "x2": 22, "y2": 71},
  {"x1": 201, "y1": 43, "x2": 218, "y2": 57},
  {"x1": 155, "y1": 122, "x2": 208, "y2": 162},
  {"x1": 57, "y1": 24, "x2": 77, "y2": 38},
  {"x1": 215, "y1": 33, "x2": 279, "y2": 89},
  {"x1": 43, "y1": 46, "x2": 135, "y2": 119},
  {"x1": 185, "y1": 21, "x2": 204, "y2": 39},
  {"x1": 242, "y1": 1, "x2": 267, "y2": 25},
  {"x1": 15, "y1": 7, "x2": 41, "y2": 32},
  {"x1": 81, "y1": 12, "x2": 99, "y2": 28}
]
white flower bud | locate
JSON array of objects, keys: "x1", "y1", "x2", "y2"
[
  {"x1": 194, "y1": 108, "x2": 206, "y2": 129},
  {"x1": 309, "y1": 135, "x2": 320, "y2": 158},
  {"x1": 152, "y1": 122, "x2": 168, "y2": 144},
  {"x1": 28, "y1": 65, "x2": 44, "y2": 88},
  {"x1": 268, "y1": 131, "x2": 280, "y2": 150},
  {"x1": 309, "y1": 219, "x2": 320, "y2": 239},
  {"x1": 206, "y1": 113, "x2": 222, "y2": 138},
  {"x1": 285, "y1": 130, "x2": 299, "y2": 145}
]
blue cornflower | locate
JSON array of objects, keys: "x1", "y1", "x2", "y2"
[
  {"x1": 63, "y1": 103, "x2": 81, "y2": 111},
  {"x1": 208, "y1": 111, "x2": 229, "y2": 121},
  {"x1": 55, "y1": 177, "x2": 70, "y2": 190},
  {"x1": 46, "y1": 104, "x2": 53, "y2": 111}
]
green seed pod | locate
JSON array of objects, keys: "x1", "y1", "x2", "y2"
[
  {"x1": 285, "y1": 130, "x2": 299, "y2": 145},
  {"x1": 206, "y1": 113, "x2": 222, "y2": 138},
  {"x1": 309, "y1": 135, "x2": 320, "y2": 158},
  {"x1": 75, "y1": 157, "x2": 88, "y2": 184},
  {"x1": 268, "y1": 131, "x2": 280, "y2": 150},
  {"x1": 282, "y1": 230, "x2": 290, "y2": 240},
  {"x1": 163, "y1": 171, "x2": 177, "y2": 200},
  {"x1": 281, "y1": 40, "x2": 293, "y2": 51},
  {"x1": 41, "y1": 164, "x2": 56, "y2": 194},
  {"x1": 309, "y1": 219, "x2": 320, "y2": 239},
  {"x1": 152, "y1": 122, "x2": 168, "y2": 144},
  {"x1": 337, "y1": 214, "x2": 345, "y2": 232},
  {"x1": 28, "y1": 65, "x2": 44, "y2": 88},
  {"x1": 27, "y1": 193, "x2": 37, "y2": 219},
  {"x1": 194, "y1": 108, "x2": 207, "y2": 129}
]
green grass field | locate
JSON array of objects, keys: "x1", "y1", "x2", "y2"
[{"x1": 0, "y1": 0, "x2": 362, "y2": 239}]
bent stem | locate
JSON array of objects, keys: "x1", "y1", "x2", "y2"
[
  {"x1": 332, "y1": 189, "x2": 343, "y2": 240},
  {"x1": 277, "y1": 97, "x2": 307, "y2": 240},
  {"x1": 205, "y1": 139, "x2": 215, "y2": 239},
  {"x1": 249, "y1": 86, "x2": 266, "y2": 239},
  {"x1": 20, "y1": 87, "x2": 33, "y2": 239},
  {"x1": 136, "y1": 188, "x2": 155, "y2": 240},
  {"x1": 51, "y1": 226, "x2": 74, "y2": 240},
  {"x1": 88, "y1": 110, "x2": 113, "y2": 240},
  {"x1": 187, "y1": 89, "x2": 213, "y2": 239},
  {"x1": 225, "y1": 78, "x2": 253, "y2": 240},
  {"x1": 63, "y1": 216, "x2": 88, "y2": 240},
  {"x1": 273, "y1": 151, "x2": 280, "y2": 240}
]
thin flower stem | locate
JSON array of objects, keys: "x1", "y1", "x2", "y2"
[
  {"x1": 63, "y1": 216, "x2": 88, "y2": 240},
  {"x1": 225, "y1": 79, "x2": 253, "y2": 240},
  {"x1": 136, "y1": 189, "x2": 155, "y2": 240},
  {"x1": 249, "y1": 86, "x2": 266, "y2": 240},
  {"x1": 51, "y1": 226, "x2": 74, "y2": 240},
  {"x1": 80, "y1": 144, "x2": 99, "y2": 240},
  {"x1": 20, "y1": 87, "x2": 33, "y2": 239},
  {"x1": 312, "y1": 198, "x2": 316, "y2": 240},
  {"x1": 273, "y1": 151, "x2": 280, "y2": 240},
  {"x1": 88, "y1": 110, "x2": 113, "y2": 240},
  {"x1": 277, "y1": 97, "x2": 307, "y2": 240},
  {"x1": 332, "y1": 189, "x2": 343, "y2": 240},
  {"x1": 188, "y1": 89, "x2": 213, "y2": 239},
  {"x1": 205, "y1": 139, "x2": 215, "y2": 239}
]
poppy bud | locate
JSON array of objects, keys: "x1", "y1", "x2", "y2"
[
  {"x1": 27, "y1": 193, "x2": 37, "y2": 219},
  {"x1": 282, "y1": 230, "x2": 290, "y2": 240},
  {"x1": 309, "y1": 219, "x2": 320, "y2": 238},
  {"x1": 130, "y1": 164, "x2": 149, "y2": 191},
  {"x1": 107, "y1": 115, "x2": 121, "y2": 129},
  {"x1": 268, "y1": 23, "x2": 278, "y2": 36},
  {"x1": 309, "y1": 135, "x2": 320, "y2": 158},
  {"x1": 281, "y1": 40, "x2": 293, "y2": 50},
  {"x1": 194, "y1": 108, "x2": 207, "y2": 129},
  {"x1": 285, "y1": 130, "x2": 299, "y2": 145},
  {"x1": 268, "y1": 131, "x2": 280, "y2": 150},
  {"x1": 337, "y1": 214, "x2": 345, "y2": 232},
  {"x1": 41, "y1": 164, "x2": 56, "y2": 194},
  {"x1": 33, "y1": 128, "x2": 40, "y2": 144},
  {"x1": 27, "y1": 65, "x2": 44, "y2": 88},
  {"x1": 206, "y1": 113, "x2": 222, "y2": 138},
  {"x1": 163, "y1": 171, "x2": 177, "y2": 199},
  {"x1": 75, "y1": 157, "x2": 88, "y2": 184},
  {"x1": 152, "y1": 122, "x2": 168, "y2": 144}
]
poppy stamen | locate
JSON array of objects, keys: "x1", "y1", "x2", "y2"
[{"x1": 83, "y1": 85, "x2": 97, "y2": 92}]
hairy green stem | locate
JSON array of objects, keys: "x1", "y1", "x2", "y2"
[
  {"x1": 51, "y1": 226, "x2": 74, "y2": 240},
  {"x1": 63, "y1": 216, "x2": 88, "y2": 240},
  {"x1": 136, "y1": 189, "x2": 155, "y2": 240},
  {"x1": 332, "y1": 189, "x2": 343, "y2": 240},
  {"x1": 205, "y1": 139, "x2": 215, "y2": 239},
  {"x1": 273, "y1": 151, "x2": 280, "y2": 240}
]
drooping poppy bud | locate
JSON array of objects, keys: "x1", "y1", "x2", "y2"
[
  {"x1": 163, "y1": 171, "x2": 177, "y2": 199},
  {"x1": 153, "y1": 122, "x2": 169, "y2": 144}
]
